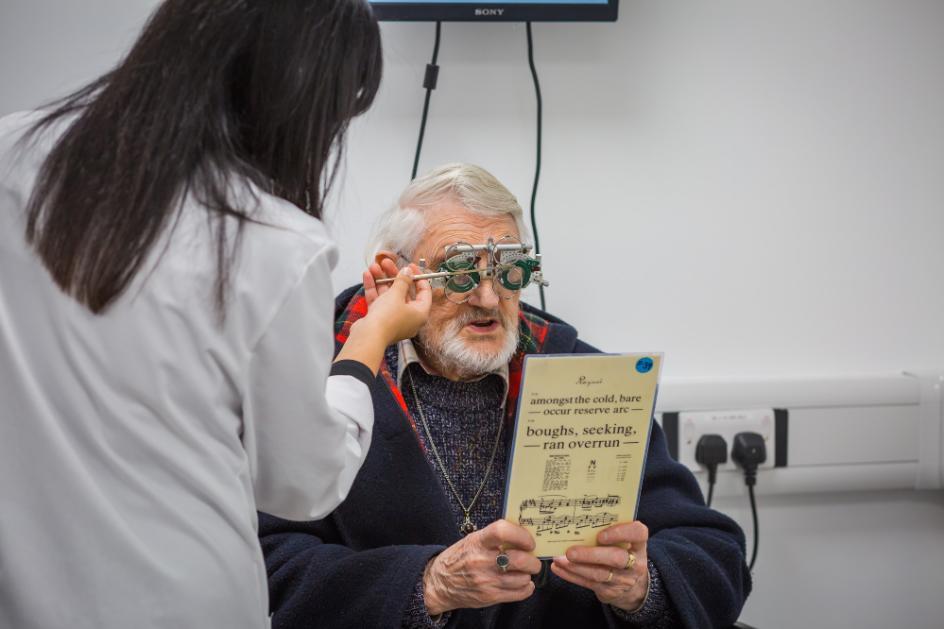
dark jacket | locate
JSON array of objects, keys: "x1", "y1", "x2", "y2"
[{"x1": 259, "y1": 286, "x2": 751, "y2": 628}]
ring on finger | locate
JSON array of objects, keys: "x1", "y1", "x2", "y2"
[
  {"x1": 605, "y1": 569, "x2": 614, "y2": 583},
  {"x1": 496, "y1": 552, "x2": 511, "y2": 574},
  {"x1": 624, "y1": 552, "x2": 636, "y2": 571}
]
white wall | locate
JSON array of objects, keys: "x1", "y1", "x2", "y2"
[{"x1": 3, "y1": 1, "x2": 943, "y2": 627}]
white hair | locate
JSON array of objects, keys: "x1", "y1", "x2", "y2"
[{"x1": 365, "y1": 163, "x2": 531, "y2": 262}]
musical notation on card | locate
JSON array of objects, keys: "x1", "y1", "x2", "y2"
[
  {"x1": 518, "y1": 494, "x2": 621, "y2": 537},
  {"x1": 519, "y1": 494, "x2": 621, "y2": 513},
  {"x1": 519, "y1": 512, "x2": 618, "y2": 533}
]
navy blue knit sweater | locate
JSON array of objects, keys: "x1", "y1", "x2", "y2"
[{"x1": 258, "y1": 286, "x2": 752, "y2": 629}]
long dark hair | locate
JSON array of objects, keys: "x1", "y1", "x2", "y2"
[{"x1": 24, "y1": 0, "x2": 382, "y2": 313}]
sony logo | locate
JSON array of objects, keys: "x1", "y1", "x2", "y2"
[{"x1": 474, "y1": 8, "x2": 505, "y2": 16}]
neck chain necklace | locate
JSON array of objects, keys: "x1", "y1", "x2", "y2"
[{"x1": 407, "y1": 368, "x2": 505, "y2": 535}]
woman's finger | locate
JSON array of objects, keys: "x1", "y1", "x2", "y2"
[
  {"x1": 410, "y1": 263, "x2": 432, "y2": 309},
  {"x1": 362, "y1": 270, "x2": 378, "y2": 306},
  {"x1": 379, "y1": 258, "x2": 400, "y2": 281},
  {"x1": 385, "y1": 266, "x2": 414, "y2": 299},
  {"x1": 368, "y1": 262, "x2": 390, "y2": 296}
]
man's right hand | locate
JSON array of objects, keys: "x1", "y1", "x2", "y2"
[{"x1": 422, "y1": 520, "x2": 542, "y2": 616}]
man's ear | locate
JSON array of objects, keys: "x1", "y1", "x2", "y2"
[{"x1": 374, "y1": 250, "x2": 400, "y2": 267}]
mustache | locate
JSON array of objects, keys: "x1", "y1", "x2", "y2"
[{"x1": 452, "y1": 307, "x2": 505, "y2": 327}]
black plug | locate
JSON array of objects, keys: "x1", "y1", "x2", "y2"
[
  {"x1": 731, "y1": 432, "x2": 766, "y2": 571},
  {"x1": 695, "y1": 434, "x2": 727, "y2": 507},
  {"x1": 731, "y1": 432, "x2": 767, "y2": 486}
]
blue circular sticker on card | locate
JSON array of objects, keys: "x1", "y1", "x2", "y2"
[{"x1": 636, "y1": 357, "x2": 654, "y2": 373}]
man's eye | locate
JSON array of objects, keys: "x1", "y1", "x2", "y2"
[
  {"x1": 450, "y1": 273, "x2": 476, "y2": 291},
  {"x1": 504, "y1": 265, "x2": 524, "y2": 286}
]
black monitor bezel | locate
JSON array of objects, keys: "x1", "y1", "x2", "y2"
[{"x1": 370, "y1": 1, "x2": 618, "y2": 22}]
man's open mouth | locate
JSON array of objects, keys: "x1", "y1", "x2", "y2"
[{"x1": 465, "y1": 318, "x2": 500, "y2": 333}]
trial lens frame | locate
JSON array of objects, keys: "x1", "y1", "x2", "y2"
[{"x1": 376, "y1": 237, "x2": 548, "y2": 296}]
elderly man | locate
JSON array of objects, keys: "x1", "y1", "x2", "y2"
[{"x1": 259, "y1": 164, "x2": 751, "y2": 628}]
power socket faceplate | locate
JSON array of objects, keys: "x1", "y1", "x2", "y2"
[{"x1": 677, "y1": 409, "x2": 777, "y2": 475}]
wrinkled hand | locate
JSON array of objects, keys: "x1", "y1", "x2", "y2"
[
  {"x1": 550, "y1": 521, "x2": 650, "y2": 613},
  {"x1": 423, "y1": 520, "x2": 542, "y2": 616},
  {"x1": 359, "y1": 259, "x2": 431, "y2": 346}
]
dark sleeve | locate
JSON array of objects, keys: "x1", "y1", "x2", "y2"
[
  {"x1": 636, "y1": 422, "x2": 752, "y2": 628},
  {"x1": 329, "y1": 359, "x2": 375, "y2": 387},
  {"x1": 605, "y1": 561, "x2": 680, "y2": 628},
  {"x1": 404, "y1": 577, "x2": 450, "y2": 628},
  {"x1": 573, "y1": 338, "x2": 600, "y2": 354},
  {"x1": 260, "y1": 511, "x2": 446, "y2": 629}
]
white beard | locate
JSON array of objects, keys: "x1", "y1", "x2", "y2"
[{"x1": 416, "y1": 307, "x2": 520, "y2": 380}]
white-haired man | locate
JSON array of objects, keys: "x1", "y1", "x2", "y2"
[{"x1": 259, "y1": 164, "x2": 751, "y2": 628}]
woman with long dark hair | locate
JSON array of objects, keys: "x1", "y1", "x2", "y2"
[{"x1": 0, "y1": 1, "x2": 429, "y2": 626}]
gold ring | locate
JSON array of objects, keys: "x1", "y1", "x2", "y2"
[
  {"x1": 624, "y1": 552, "x2": 636, "y2": 571},
  {"x1": 605, "y1": 569, "x2": 614, "y2": 583}
]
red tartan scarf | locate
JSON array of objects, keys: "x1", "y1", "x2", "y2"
[{"x1": 334, "y1": 290, "x2": 551, "y2": 432}]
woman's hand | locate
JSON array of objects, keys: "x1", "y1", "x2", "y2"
[
  {"x1": 423, "y1": 520, "x2": 542, "y2": 616},
  {"x1": 334, "y1": 260, "x2": 430, "y2": 374},
  {"x1": 362, "y1": 258, "x2": 404, "y2": 305},
  {"x1": 550, "y1": 521, "x2": 650, "y2": 613},
  {"x1": 360, "y1": 259, "x2": 431, "y2": 346}
]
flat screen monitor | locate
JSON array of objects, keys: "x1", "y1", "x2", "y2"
[{"x1": 370, "y1": 0, "x2": 618, "y2": 22}]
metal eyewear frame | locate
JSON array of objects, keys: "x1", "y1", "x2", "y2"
[{"x1": 377, "y1": 236, "x2": 548, "y2": 303}]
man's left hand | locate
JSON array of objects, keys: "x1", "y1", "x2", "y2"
[{"x1": 549, "y1": 521, "x2": 650, "y2": 613}]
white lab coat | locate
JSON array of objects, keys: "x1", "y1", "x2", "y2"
[{"x1": 0, "y1": 111, "x2": 373, "y2": 628}]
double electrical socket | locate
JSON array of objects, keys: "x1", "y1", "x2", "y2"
[{"x1": 673, "y1": 408, "x2": 783, "y2": 475}]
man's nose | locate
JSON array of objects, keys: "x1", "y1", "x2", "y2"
[{"x1": 467, "y1": 275, "x2": 500, "y2": 309}]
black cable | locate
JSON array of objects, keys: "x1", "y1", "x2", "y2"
[
  {"x1": 525, "y1": 22, "x2": 546, "y2": 311},
  {"x1": 695, "y1": 435, "x2": 726, "y2": 509},
  {"x1": 732, "y1": 432, "x2": 764, "y2": 572},
  {"x1": 747, "y1": 483, "x2": 759, "y2": 571},
  {"x1": 411, "y1": 21, "x2": 442, "y2": 181}
]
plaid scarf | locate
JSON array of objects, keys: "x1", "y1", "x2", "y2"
[{"x1": 334, "y1": 289, "x2": 551, "y2": 431}]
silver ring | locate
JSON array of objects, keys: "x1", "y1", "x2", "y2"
[{"x1": 496, "y1": 552, "x2": 510, "y2": 574}]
